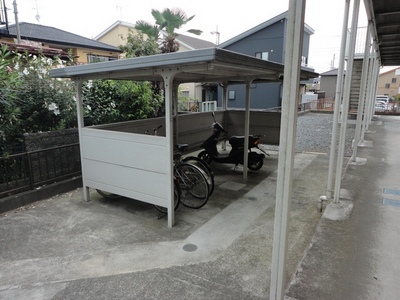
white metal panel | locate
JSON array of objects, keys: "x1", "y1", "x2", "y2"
[
  {"x1": 81, "y1": 128, "x2": 168, "y2": 174},
  {"x1": 84, "y1": 160, "x2": 168, "y2": 206},
  {"x1": 80, "y1": 127, "x2": 170, "y2": 208}
]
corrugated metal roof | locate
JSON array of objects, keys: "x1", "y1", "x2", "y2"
[
  {"x1": 3, "y1": 22, "x2": 121, "y2": 52},
  {"x1": 49, "y1": 48, "x2": 318, "y2": 84},
  {"x1": 175, "y1": 33, "x2": 215, "y2": 50},
  {"x1": 366, "y1": 0, "x2": 400, "y2": 66}
]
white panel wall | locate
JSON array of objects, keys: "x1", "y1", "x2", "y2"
[{"x1": 81, "y1": 128, "x2": 169, "y2": 207}]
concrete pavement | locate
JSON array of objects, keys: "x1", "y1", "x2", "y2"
[
  {"x1": 286, "y1": 115, "x2": 400, "y2": 299},
  {"x1": 1, "y1": 115, "x2": 399, "y2": 299}
]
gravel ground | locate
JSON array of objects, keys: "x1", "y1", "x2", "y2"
[
  {"x1": 264, "y1": 112, "x2": 356, "y2": 157},
  {"x1": 296, "y1": 112, "x2": 355, "y2": 156}
]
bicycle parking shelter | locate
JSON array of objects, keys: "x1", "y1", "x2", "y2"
[{"x1": 49, "y1": 48, "x2": 317, "y2": 227}]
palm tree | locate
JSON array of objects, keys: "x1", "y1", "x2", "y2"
[{"x1": 135, "y1": 8, "x2": 202, "y2": 53}]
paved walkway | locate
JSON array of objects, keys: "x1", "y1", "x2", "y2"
[
  {"x1": 287, "y1": 115, "x2": 400, "y2": 299},
  {"x1": 0, "y1": 115, "x2": 399, "y2": 299}
]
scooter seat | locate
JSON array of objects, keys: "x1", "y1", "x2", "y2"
[{"x1": 229, "y1": 135, "x2": 256, "y2": 147}]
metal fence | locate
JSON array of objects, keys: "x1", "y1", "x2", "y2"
[{"x1": 0, "y1": 143, "x2": 81, "y2": 198}]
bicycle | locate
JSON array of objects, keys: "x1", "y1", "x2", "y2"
[
  {"x1": 174, "y1": 143, "x2": 215, "y2": 196},
  {"x1": 174, "y1": 161, "x2": 210, "y2": 209},
  {"x1": 150, "y1": 125, "x2": 211, "y2": 210},
  {"x1": 98, "y1": 126, "x2": 212, "y2": 211}
]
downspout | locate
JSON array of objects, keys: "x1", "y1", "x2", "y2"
[{"x1": 12, "y1": 0, "x2": 21, "y2": 43}]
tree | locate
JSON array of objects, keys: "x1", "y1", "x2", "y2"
[
  {"x1": 82, "y1": 79, "x2": 163, "y2": 125},
  {"x1": 134, "y1": 8, "x2": 202, "y2": 53},
  {"x1": 119, "y1": 31, "x2": 160, "y2": 58},
  {"x1": 0, "y1": 47, "x2": 77, "y2": 152}
]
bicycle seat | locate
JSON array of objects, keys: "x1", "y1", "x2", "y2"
[{"x1": 175, "y1": 144, "x2": 189, "y2": 152}]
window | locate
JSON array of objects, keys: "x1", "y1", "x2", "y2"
[
  {"x1": 87, "y1": 54, "x2": 117, "y2": 64},
  {"x1": 228, "y1": 90, "x2": 236, "y2": 100},
  {"x1": 301, "y1": 56, "x2": 308, "y2": 67},
  {"x1": 392, "y1": 78, "x2": 397, "y2": 83},
  {"x1": 181, "y1": 91, "x2": 189, "y2": 98},
  {"x1": 385, "y1": 83, "x2": 390, "y2": 89},
  {"x1": 255, "y1": 52, "x2": 269, "y2": 61}
]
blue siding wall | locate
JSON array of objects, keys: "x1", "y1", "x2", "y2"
[
  {"x1": 219, "y1": 17, "x2": 312, "y2": 109},
  {"x1": 223, "y1": 21, "x2": 286, "y2": 64},
  {"x1": 219, "y1": 83, "x2": 282, "y2": 109}
]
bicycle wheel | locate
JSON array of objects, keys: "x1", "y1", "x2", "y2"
[
  {"x1": 183, "y1": 156, "x2": 215, "y2": 196},
  {"x1": 175, "y1": 162, "x2": 209, "y2": 209},
  {"x1": 153, "y1": 179, "x2": 181, "y2": 214},
  {"x1": 96, "y1": 189, "x2": 122, "y2": 199}
]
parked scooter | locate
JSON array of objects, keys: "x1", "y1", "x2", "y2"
[{"x1": 197, "y1": 112, "x2": 268, "y2": 171}]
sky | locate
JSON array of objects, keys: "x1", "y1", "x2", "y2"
[{"x1": 5, "y1": 0, "x2": 370, "y2": 73}]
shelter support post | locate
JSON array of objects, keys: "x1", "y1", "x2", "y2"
[
  {"x1": 243, "y1": 80, "x2": 254, "y2": 180},
  {"x1": 367, "y1": 56, "x2": 380, "y2": 127},
  {"x1": 173, "y1": 83, "x2": 179, "y2": 145},
  {"x1": 351, "y1": 23, "x2": 372, "y2": 162},
  {"x1": 75, "y1": 79, "x2": 90, "y2": 202},
  {"x1": 160, "y1": 70, "x2": 178, "y2": 228},
  {"x1": 324, "y1": 0, "x2": 351, "y2": 201},
  {"x1": 222, "y1": 83, "x2": 228, "y2": 110},
  {"x1": 361, "y1": 47, "x2": 376, "y2": 139},
  {"x1": 333, "y1": 0, "x2": 361, "y2": 204},
  {"x1": 222, "y1": 83, "x2": 228, "y2": 151},
  {"x1": 269, "y1": 0, "x2": 304, "y2": 298}
]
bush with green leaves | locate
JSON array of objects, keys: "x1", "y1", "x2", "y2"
[
  {"x1": 82, "y1": 79, "x2": 163, "y2": 125},
  {"x1": 0, "y1": 47, "x2": 76, "y2": 152},
  {"x1": 1, "y1": 45, "x2": 164, "y2": 153}
]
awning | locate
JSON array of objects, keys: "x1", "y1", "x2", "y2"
[{"x1": 49, "y1": 47, "x2": 318, "y2": 83}]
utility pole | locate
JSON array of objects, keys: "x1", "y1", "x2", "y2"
[
  {"x1": 211, "y1": 26, "x2": 220, "y2": 45},
  {"x1": 331, "y1": 53, "x2": 336, "y2": 69}
]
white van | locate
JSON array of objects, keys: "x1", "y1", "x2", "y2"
[{"x1": 376, "y1": 95, "x2": 390, "y2": 103}]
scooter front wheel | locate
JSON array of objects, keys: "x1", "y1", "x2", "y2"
[
  {"x1": 248, "y1": 152, "x2": 264, "y2": 171},
  {"x1": 198, "y1": 150, "x2": 213, "y2": 165}
]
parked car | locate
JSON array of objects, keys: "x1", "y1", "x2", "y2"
[
  {"x1": 375, "y1": 95, "x2": 390, "y2": 103},
  {"x1": 375, "y1": 101, "x2": 387, "y2": 112}
]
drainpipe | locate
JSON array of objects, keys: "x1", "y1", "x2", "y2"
[
  {"x1": 323, "y1": 0, "x2": 351, "y2": 201},
  {"x1": 12, "y1": 0, "x2": 21, "y2": 44},
  {"x1": 333, "y1": 0, "x2": 361, "y2": 204}
]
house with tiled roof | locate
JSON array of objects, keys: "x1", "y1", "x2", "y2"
[
  {"x1": 376, "y1": 67, "x2": 400, "y2": 98},
  {"x1": 0, "y1": 22, "x2": 122, "y2": 64},
  {"x1": 95, "y1": 20, "x2": 215, "y2": 51},
  {"x1": 95, "y1": 21, "x2": 216, "y2": 105}
]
